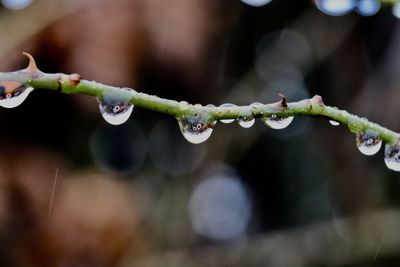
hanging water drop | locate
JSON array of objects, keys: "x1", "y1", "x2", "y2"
[
  {"x1": 356, "y1": 131, "x2": 382, "y2": 156},
  {"x1": 98, "y1": 89, "x2": 135, "y2": 125},
  {"x1": 315, "y1": 0, "x2": 356, "y2": 16},
  {"x1": 177, "y1": 115, "x2": 214, "y2": 144},
  {"x1": 384, "y1": 144, "x2": 400, "y2": 171},
  {"x1": 0, "y1": 83, "x2": 33, "y2": 108},
  {"x1": 262, "y1": 114, "x2": 294, "y2": 130},
  {"x1": 393, "y1": 3, "x2": 400, "y2": 19},
  {"x1": 355, "y1": 0, "x2": 380, "y2": 16},
  {"x1": 219, "y1": 103, "x2": 236, "y2": 124},
  {"x1": 238, "y1": 117, "x2": 255, "y2": 128},
  {"x1": 329, "y1": 120, "x2": 340, "y2": 126}
]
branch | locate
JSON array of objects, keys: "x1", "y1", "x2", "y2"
[{"x1": 0, "y1": 54, "x2": 399, "y2": 170}]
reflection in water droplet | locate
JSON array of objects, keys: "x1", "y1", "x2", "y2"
[
  {"x1": 356, "y1": 131, "x2": 382, "y2": 156},
  {"x1": 356, "y1": 0, "x2": 380, "y2": 16},
  {"x1": 329, "y1": 120, "x2": 340, "y2": 126},
  {"x1": 177, "y1": 115, "x2": 214, "y2": 144},
  {"x1": 385, "y1": 144, "x2": 400, "y2": 171},
  {"x1": 393, "y1": 3, "x2": 400, "y2": 19},
  {"x1": 262, "y1": 114, "x2": 294, "y2": 129},
  {"x1": 238, "y1": 117, "x2": 255, "y2": 128},
  {"x1": 0, "y1": 85, "x2": 33, "y2": 108},
  {"x1": 220, "y1": 103, "x2": 236, "y2": 124},
  {"x1": 315, "y1": 0, "x2": 355, "y2": 16},
  {"x1": 98, "y1": 89, "x2": 134, "y2": 125}
]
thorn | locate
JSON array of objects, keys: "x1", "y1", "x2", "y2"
[
  {"x1": 312, "y1": 95, "x2": 325, "y2": 106},
  {"x1": 278, "y1": 93, "x2": 287, "y2": 108},
  {"x1": 22, "y1": 52, "x2": 40, "y2": 73},
  {"x1": 68, "y1": 73, "x2": 81, "y2": 86}
]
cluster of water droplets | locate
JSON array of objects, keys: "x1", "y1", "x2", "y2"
[
  {"x1": 354, "y1": 131, "x2": 400, "y2": 172},
  {"x1": 97, "y1": 88, "x2": 135, "y2": 125},
  {"x1": 0, "y1": 84, "x2": 33, "y2": 108},
  {"x1": 177, "y1": 114, "x2": 216, "y2": 144},
  {"x1": 315, "y1": 0, "x2": 381, "y2": 17}
]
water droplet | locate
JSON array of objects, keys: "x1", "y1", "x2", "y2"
[
  {"x1": 220, "y1": 103, "x2": 236, "y2": 124},
  {"x1": 393, "y1": 3, "x2": 400, "y2": 19},
  {"x1": 0, "y1": 85, "x2": 33, "y2": 108},
  {"x1": 355, "y1": 0, "x2": 380, "y2": 16},
  {"x1": 240, "y1": 0, "x2": 272, "y2": 7},
  {"x1": 384, "y1": 144, "x2": 400, "y2": 171},
  {"x1": 1, "y1": 0, "x2": 32, "y2": 10},
  {"x1": 177, "y1": 115, "x2": 214, "y2": 144},
  {"x1": 315, "y1": 0, "x2": 355, "y2": 16},
  {"x1": 356, "y1": 131, "x2": 382, "y2": 156},
  {"x1": 262, "y1": 114, "x2": 294, "y2": 130},
  {"x1": 98, "y1": 89, "x2": 134, "y2": 125},
  {"x1": 238, "y1": 117, "x2": 255, "y2": 128},
  {"x1": 329, "y1": 120, "x2": 340, "y2": 126}
]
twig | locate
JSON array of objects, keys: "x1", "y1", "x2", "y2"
[{"x1": 0, "y1": 53, "x2": 398, "y2": 147}]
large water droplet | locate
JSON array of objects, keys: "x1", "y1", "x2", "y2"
[
  {"x1": 329, "y1": 120, "x2": 340, "y2": 126},
  {"x1": 220, "y1": 103, "x2": 236, "y2": 124},
  {"x1": 384, "y1": 144, "x2": 400, "y2": 171},
  {"x1": 355, "y1": 0, "x2": 380, "y2": 16},
  {"x1": 98, "y1": 90, "x2": 134, "y2": 125},
  {"x1": 238, "y1": 117, "x2": 255, "y2": 128},
  {"x1": 0, "y1": 85, "x2": 33, "y2": 108},
  {"x1": 262, "y1": 114, "x2": 294, "y2": 130},
  {"x1": 315, "y1": 0, "x2": 356, "y2": 16},
  {"x1": 177, "y1": 115, "x2": 214, "y2": 144},
  {"x1": 356, "y1": 131, "x2": 382, "y2": 156}
]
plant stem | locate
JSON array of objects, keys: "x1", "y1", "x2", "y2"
[{"x1": 0, "y1": 54, "x2": 399, "y2": 145}]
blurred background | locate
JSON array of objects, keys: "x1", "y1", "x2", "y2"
[{"x1": 0, "y1": 0, "x2": 399, "y2": 266}]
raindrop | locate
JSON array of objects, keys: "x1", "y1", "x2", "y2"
[
  {"x1": 238, "y1": 117, "x2": 255, "y2": 128},
  {"x1": 384, "y1": 144, "x2": 400, "y2": 171},
  {"x1": 393, "y1": 3, "x2": 400, "y2": 19},
  {"x1": 0, "y1": 85, "x2": 33, "y2": 108},
  {"x1": 315, "y1": 0, "x2": 356, "y2": 16},
  {"x1": 356, "y1": 131, "x2": 382, "y2": 156},
  {"x1": 355, "y1": 0, "x2": 380, "y2": 16},
  {"x1": 97, "y1": 89, "x2": 135, "y2": 125},
  {"x1": 329, "y1": 120, "x2": 340, "y2": 126},
  {"x1": 177, "y1": 115, "x2": 214, "y2": 144},
  {"x1": 240, "y1": 0, "x2": 272, "y2": 7},
  {"x1": 220, "y1": 103, "x2": 236, "y2": 124},
  {"x1": 262, "y1": 114, "x2": 294, "y2": 130},
  {"x1": 1, "y1": 0, "x2": 32, "y2": 10}
]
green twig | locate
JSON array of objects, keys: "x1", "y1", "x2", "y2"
[{"x1": 0, "y1": 53, "x2": 399, "y2": 146}]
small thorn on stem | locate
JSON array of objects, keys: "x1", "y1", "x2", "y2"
[
  {"x1": 22, "y1": 52, "x2": 40, "y2": 73},
  {"x1": 278, "y1": 93, "x2": 287, "y2": 108},
  {"x1": 312, "y1": 95, "x2": 325, "y2": 106},
  {"x1": 68, "y1": 73, "x2": 81, "y2": 86}
]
